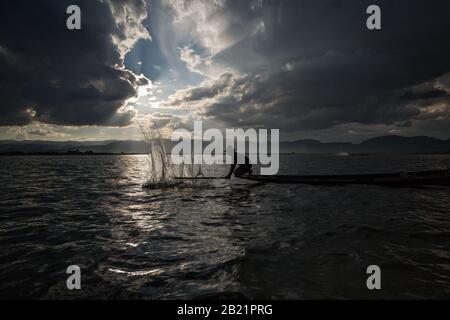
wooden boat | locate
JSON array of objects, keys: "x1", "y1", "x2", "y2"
[
  {"x1": 173, "y1": 177, "x2": 223, "y2": 180},
  {"x1": 237, "y1": 169, "x2": 450, "y2": 186}
]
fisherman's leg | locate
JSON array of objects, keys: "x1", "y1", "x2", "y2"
[{"x1": 234, "y1": 164, "x2": 252, "y2": 177}]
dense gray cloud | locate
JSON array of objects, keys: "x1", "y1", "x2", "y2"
[
  {"x1": 163, "y1": 0, "x2": 450, "y2": 135},
  {"x1": 0, "y1": 0, "x2": 149, "y2": 127},
  {"x1": 2, "y1": 0, "x2": 450, "y2": 140}
]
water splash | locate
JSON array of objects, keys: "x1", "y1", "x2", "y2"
[{"x1": 140, "y1": 124, "x2": 202, "y2": 189}]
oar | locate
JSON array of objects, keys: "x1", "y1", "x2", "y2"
[{"x1": 173, "y1": 177, "x2": 228, "y2": 180}]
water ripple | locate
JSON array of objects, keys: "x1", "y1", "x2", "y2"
[{"x1": 1, "y1": 154, "x2": 450, "y2": 299}]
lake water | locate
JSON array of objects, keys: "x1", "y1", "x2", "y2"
[{"x1": 1, "y1": 154, "x2": 450, "y2": 299}]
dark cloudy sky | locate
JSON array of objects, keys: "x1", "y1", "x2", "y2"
[{"x1": 1, "y1": 0, "x2": 449, "y2": 142}]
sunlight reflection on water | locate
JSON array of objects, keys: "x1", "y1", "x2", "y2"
[{"x1": 1, "y1": 154, "x2": 450, "y2": 299}]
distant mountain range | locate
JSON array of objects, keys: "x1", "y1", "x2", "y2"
[
  {"x1": 281, "y1": 136, "x2": 450, "y2": 154},
  {"x1": 0, "y1": 140, "x2": 150, "y2": 154},
  {"x1": 1, "y1": 135, "x2": 450, "y2": 155}
]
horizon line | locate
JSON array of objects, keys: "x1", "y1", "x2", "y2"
[{"x1": 1, "y1": 134, "x2": 450, "y2": 145}]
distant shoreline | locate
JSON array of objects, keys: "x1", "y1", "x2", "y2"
[
  {"x1": 1, "y1": 152, "x2": 450, "y2": 156},
  {"x1": 2, "y1": 135, "x2": 450, "y2": 155},
  {"x1": 0, "y1": 151, "x2": 147, "y2": 156}
]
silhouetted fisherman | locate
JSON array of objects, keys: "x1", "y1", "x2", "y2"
[{"x1": 225, "y1": 149, "x2": 253, "y2": 179}]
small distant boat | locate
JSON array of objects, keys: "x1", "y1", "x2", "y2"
[
  {"x1": 334, "y1": 152, "x2": 350, "y2": 156},
  {"x1": 237, "y1": 169, "x2": 450, "y2": 187}
]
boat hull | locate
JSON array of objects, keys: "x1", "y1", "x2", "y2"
[{"x1": 237, "y1": 170, "x2": 450, "y2": 186}]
